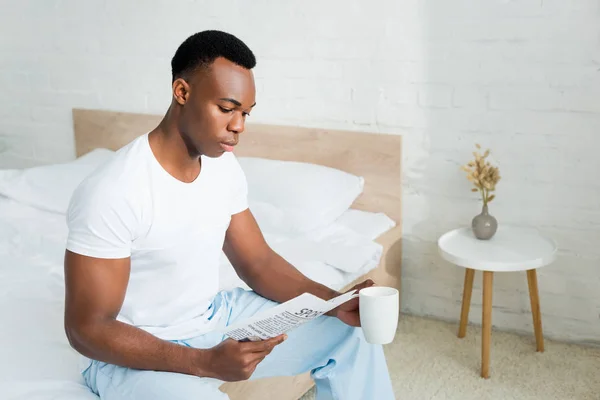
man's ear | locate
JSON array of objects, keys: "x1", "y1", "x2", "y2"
[{"x1": 172, "y1": 78, "x2": 190, "y2": 105}]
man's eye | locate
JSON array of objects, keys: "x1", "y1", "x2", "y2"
[
  {"x1": 243, "y1": 112, "x2": 250, "y2": 117},
  {"x1": 219, "y1": 106, "x2": 233, "y2": 113}
]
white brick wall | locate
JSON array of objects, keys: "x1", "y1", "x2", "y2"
[{"x1": 1, "y1": 0, "x2": 599, "y2": 343}]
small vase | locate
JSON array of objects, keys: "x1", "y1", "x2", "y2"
[{"x1": 472, "y1": 204, "x2": 497, "y2": 240}]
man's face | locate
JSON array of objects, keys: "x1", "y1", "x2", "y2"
[{"x1": 174, "y1": 57, "x2": 256, "y2": 158}]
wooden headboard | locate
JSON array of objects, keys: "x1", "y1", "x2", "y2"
[{"x1": 72, "y1": 108, "x2": 402, "y2": 224}]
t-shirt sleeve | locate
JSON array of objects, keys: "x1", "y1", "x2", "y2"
[
  {"x1": 66, "y1": 182, "x2": 138, "y2": 259},
  {"x1": 229, "y1": 154, "x2": 249, "y2": 215}
]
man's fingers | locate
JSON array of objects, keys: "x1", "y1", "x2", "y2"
[
  {"x1": 261, "y1": 334, "x2": 287, "y2": 351},
  {"x1": 243, "y1": 334, "x2": 287, "y2": 353},
  {"x1": 347, "y1": 297, "x2": 359, "y2": 309},
  {"x1": 354, "y1": 279, "x2": 375, "y2": 292},
  {"x1": 338, "y1": 309, "x2": 361, "y2": 327},
  {"x1": 359, "y1": 279, "x2": 374, "y2": 289}
]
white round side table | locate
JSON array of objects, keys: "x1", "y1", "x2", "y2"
[{"x1": 437, "y1": 225, "x2": 557, "y2": 379}]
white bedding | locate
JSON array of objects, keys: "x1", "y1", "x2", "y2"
[{"x1": 0, "y1": 196, "x2": 394, "y2": 399}]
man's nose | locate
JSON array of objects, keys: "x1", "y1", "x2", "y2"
[{"x1": 228, "y1": 112, "x2": 245, "y2": 134}]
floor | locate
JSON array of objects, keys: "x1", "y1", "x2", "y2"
[{"x1": 300, "y1": 314, "x2": 600, "y2": 400}]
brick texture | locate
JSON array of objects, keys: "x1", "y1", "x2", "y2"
[{"x1": 0, "y1": 0, "x2": 599, "y2": 343}]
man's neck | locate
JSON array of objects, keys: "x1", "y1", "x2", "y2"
[{"x1": 148, "y1": 110, "x2": 201, "y2": 184}]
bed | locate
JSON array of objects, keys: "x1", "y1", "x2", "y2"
[{"x1": 0, "y1": 108, "x2": 402, "y2": 400}]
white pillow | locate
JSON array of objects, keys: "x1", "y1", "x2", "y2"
[
  {"x1": 270, "y1": 223, "x2": 383, "y2": 274},
  {"x1": 238, "y1": 157, "x2": 365, "y2": 234},
  {"x1": 0, "y1": 149, "x2": 115, "y2": 214},
  {"x1": 334, "y1": 209, "x2": 396, "y2": 240}
]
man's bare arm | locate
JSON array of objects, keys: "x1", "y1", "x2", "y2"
[
  {"x1": 63, "y1": 251, "x2": 209, "y2": 375},
  {"x1": 63, "y1": 250, "x2": 285, "y2": 381},
  {"x1": 223, "y1": 209, "x2": 340, "y2": 304}
]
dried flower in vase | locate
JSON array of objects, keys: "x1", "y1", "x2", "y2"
[{"x1": 461, "y1": 143, "x2": 501, "y2": 207}]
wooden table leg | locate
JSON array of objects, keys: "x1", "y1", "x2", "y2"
[
  {"x1": 527, "y1": 269, "x2": 545, "y2": 352},
  {"x1": 458, "y1": 268, "x2": 475, "y2": 338},
  {"x1": 481, "y1": 271, "x2": 493, "y2": 379}
]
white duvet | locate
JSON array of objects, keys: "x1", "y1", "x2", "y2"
[{"x1": 0, "y1": 196, "x2": 392, "y2": 399}]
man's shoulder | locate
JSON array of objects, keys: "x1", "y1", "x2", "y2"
[
  {"x1": 65, "y1": 136, "x2": 151, "y2": 255},
  {"x1": 71, "y1": 136, "x2": 150, "y2": 208}
]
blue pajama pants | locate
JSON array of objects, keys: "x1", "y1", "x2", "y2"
[{"x1": 82, "y1": 288, "x2": 395, "y2": 400}]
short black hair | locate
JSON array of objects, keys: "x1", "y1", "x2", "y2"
[{"x1": 171, "y1": 30, "x2": 256, "y2": 82}]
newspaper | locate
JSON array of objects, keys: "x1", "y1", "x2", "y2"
[{"x1": 222, "y1": 290, "x2": 359, "y2": 342}]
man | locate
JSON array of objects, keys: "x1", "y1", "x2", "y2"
[{"x1": 64, "y1": 30, "x2": 395, "y2": 399}]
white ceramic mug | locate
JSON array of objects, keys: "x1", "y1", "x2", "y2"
[{"x1": 359, "y1": 286, "x2": 399, "y2": 344}]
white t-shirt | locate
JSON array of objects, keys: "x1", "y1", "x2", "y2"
[{"x1": 66, "y1": 132, "x2": 248, "y2": 342}]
